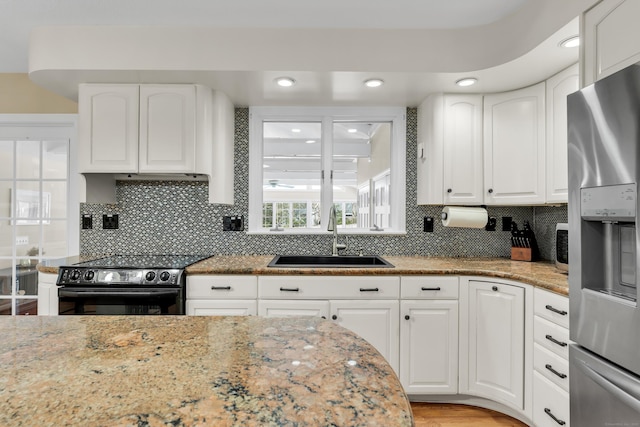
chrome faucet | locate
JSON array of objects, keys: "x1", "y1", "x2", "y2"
[{"x1": 328, "y1": 205, "x2": 347, "y2": 256}]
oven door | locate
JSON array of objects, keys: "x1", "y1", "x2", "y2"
[{"x1": 58, "y1": 286, "x2": 184, "y2": 315}]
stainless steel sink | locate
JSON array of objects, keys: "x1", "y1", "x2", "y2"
[{"x1": 268, "y1": 254, "x2": 394, "y2": 268}]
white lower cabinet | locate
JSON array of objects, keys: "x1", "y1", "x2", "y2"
[
  {"x1": 37, "y1": 272, "x2": 60, "y2": 316},
  {"x1": 533, "y1": 288, "x2": 570, "y2": 426},
  {"x1": 460, "y1": 278, "x2": 529, "y2": 414},
  {"x1": 258, "y1": 275, "x2": 400, "y2": 373},
  {"x1": 400, "y1": 276, "x2": 459, "y2": 394},
  {"x1": 186, "y1": 275, "x2": 258, "y2": 316}
]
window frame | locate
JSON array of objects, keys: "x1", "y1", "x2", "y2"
[{"x1": 248, "y1": 106, "x2": 406, "y2": 235}]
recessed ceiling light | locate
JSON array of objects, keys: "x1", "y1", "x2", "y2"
[
  {"x1": 291, "y1": 128, "x2": 301, "y2": 133},
  {"x1": 559, "y1": 36, "x2": 580, "y2": 48},
  {"x1": 456, "y1": 78, "x2": 477, "y2": 87},
  {"x1": 305, "y1": 140, "x2": 316, "y2": 144},
  {"x1": 364, "y1": 78, "x2": 384, "y2": 88},
  {"x1": 275, "y1": 77, "x2": 296, "y2": 87},
  {"x1": 348, "y1": 128, "x2": 358, "y2": 133}
]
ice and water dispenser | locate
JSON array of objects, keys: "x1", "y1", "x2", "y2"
[{"x1": 580, "y1": 183, "x2": 638, "y2": 302}]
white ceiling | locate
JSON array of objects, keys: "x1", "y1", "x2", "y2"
[{"x1": 4, "y1": 0, "x2": 598, "y2": 106}]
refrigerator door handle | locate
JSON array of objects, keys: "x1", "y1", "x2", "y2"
[{"x1": 577, "y1": 359, "x2": 640, "y2": 413}]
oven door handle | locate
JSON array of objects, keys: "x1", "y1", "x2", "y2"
[
  {"x1": 58, "y1": 289, "x2": 180, "y2": 298},
  {"x1": 577, "y1": 359, "x2": 640, "y2": 413}
]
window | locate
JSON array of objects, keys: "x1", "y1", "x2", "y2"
[
  {"x1": 0, "y1": 115, "x2": 78, "y2": 315},
  {"x1": 249, "y1": 107, "x2": 405, "y2": 234}
]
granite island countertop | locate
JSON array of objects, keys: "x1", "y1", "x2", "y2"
[
  {"x1": 38, "y1": 255, "x2": 569, "y2": 296},
  {"x1": 0, "y1": 315, "x2": 412, "y2": 427}
]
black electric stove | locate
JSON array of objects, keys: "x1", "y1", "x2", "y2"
[{"x1": 56, "y1": 255, "x2": 210, "y2": 315}]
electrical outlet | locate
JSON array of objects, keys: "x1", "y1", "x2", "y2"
[
  {"x1": 223, "y1": 215, "x2": 244, "y2": 231},
  {"x1": 103, "y1": 214, "x2": 119, "y2": 229},
  {"x1": 82, "y1": 214, "x2": 93, "y2": 230},
  {"x1": 501, "y1": 216, "x2": 512, "y2": 231},
  {"x1": 423, "y1": 217, "x2": 434, "y2": 232},
  {"x1": 485, "y1": 217, "x2": 497, "y2": 231}
]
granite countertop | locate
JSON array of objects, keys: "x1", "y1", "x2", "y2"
[
  {"x1": 186, "y1": 255, "x2": 569, "y2": 296},
  {"x1": 0, "y1": 315, "x2": 412, "y2": 427},
  {"x1": 38, "y1": 255, "x2": 568, "y2": 296}
]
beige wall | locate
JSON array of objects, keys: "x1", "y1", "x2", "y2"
[{"x1": 0, "y1": 74, "x2": 77, "y2": 114}]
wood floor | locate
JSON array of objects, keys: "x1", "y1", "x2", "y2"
[{"x1": 410, "y1": 402, "x2": 529, "y2": 427}]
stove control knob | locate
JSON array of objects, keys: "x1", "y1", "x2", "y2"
[
  {"x1": 84, "y1": 271, "x2": 95, "y2": 281},
  {"x1": 70, "y1": 270, "x2": 81, "y2": 281},
  {"x1": 145, "y1": 271, "x2": 157, "y2": 282},
  {"x1": 159, "y1": 271, "x2": 171, "y2": 282}
]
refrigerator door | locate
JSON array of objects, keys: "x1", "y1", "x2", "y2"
[{"x1": 570, "y1": 344, "x2": 640, "y2": 426}]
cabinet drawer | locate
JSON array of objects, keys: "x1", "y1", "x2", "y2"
[
  {"x1": 534, "y1": 343, "x2": 569, "y2": 392},
  {"x1": 400, "y1": 276, "x2": 458, "y2": 299},
  {"x1": 533, "y1": 371, "x2": 570, "y2": 427},
  {"x1": 187, "y1": 275, "x2": 258, "y2": 299},
  {"x1": 186, "y1": 299, "x2": 257, "y2": 316},
  {"x1": 534, "y1": 288, "x2": 569, "y2": 329},
  {"x1": 534, "y1": 316, "x2": 570, "y2": 359},
  {"x1": 258, "y1": 276, "x2": 399, "y2": 299}
]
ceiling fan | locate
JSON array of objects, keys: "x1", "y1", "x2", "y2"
[{"x1": 264, "y1": 179, "x2": 294, "y2": 189}]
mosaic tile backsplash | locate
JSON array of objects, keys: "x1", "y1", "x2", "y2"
[{"x1": 80, "y1": 108, "x2": 566, "y2": 261}]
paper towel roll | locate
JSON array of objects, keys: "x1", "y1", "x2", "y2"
[{"x1": 441, "y1": 206, "x2": 488, "y2": 228}]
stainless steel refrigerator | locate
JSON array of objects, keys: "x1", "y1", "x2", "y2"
[{"x1": 568, "y1": 63, "x2": 640, "y2": 425}]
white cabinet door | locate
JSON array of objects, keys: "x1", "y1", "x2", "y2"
[
  {"x1": 583, "y1": 0, "x2": 640, "y2": 86},
  {"x1": 464, "y1": 280, "x2": 525, "y2": 410},
  {"x1": 400, "y1": 300, "x2": 458, "y2": 394},
  {"x1": 483, "y1": 83, "x2": 545, "y2": 205},
  {"x1": 186, "y1": 299, "x2": 257, "y2": 316},
  {"x1": 331, "y1": 300, "x2": 400, "y2": 374},
  {"x1": 443, "y1": 95, "x2": 484, "y2": 205},
  {"x1": 37, "y1": 272, "x2": 59, "y2": 316},
  {"x1": 546, "y1": 64, "x2": 578, "y2": 203},
  {"x1": 258, "y1": 300, "x2": 330, "y2": 318},
  {"x1": 139, "y1": 85, "x2": 196, "y2": 173},
  {"x1": 78, "y1": 84, "x2": 139, "y2": 173}
]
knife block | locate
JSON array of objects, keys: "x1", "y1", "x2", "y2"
[{"x1": 511, "y1": 247, "x2": 533, "y2": 262}]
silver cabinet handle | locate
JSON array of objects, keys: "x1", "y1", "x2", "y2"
[
  {"x1": 545, "y1": 304, "x2": 567, "y2": 316},
  {"x1": 544, "y1": 408, "x2": 566, "y2": 426},
  {"x1": 545, "y1": 334, "x2": 567, "y2": 347},
  {"x1": 545, "y1": 364, "x2": 567, "y2": 379},
  {"x1": 280, "y1": 287, "x2": 300, "y2": 292},
  {"x1": 211, "y1": 286, "x2": 232, "y2": 290}
]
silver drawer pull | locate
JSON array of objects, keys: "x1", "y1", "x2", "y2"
[
  {"x1": 545, "y1": 334, "x2": 568, "y2": 347},
  {"x1": 544, "y1": 408, "x2": 566, "y2": 426},
  {"x1": 545, "y1": 304, "x2": 567, "y2": 316},
  {"x1": 359, "y1": 288, "x2": 379, "y2": 292},
  {"x1": 421, "y1": 287, "x2": 441, "y2": 291},
  {"x1": 211, "y1": 286, "x2": 232, "y2": 290},
  {"x1": 280, "y1": 287, "x2": 300, "y2": 292},
  {"x1": 545, "y1": 364, "x2": 567, "y2": 379}
]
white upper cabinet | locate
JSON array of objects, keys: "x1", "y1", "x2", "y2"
[
  {"x1": 583, "y1": 0, "x2": 640, "y2": 87},
  {"x1": 78, "y1": 83, "x2": 236, "y2": 204},
  {"x1": 417, "y1": 94, "x2": 483, "y2": 205},
  {"x1": 80, "y1": 84, "x2": 197, "y2": 174},
  {"x1": 483, "y1": 82, "x2": 546, "y2": 205},
  {"x1": 78, "y1": 84, "x2": 139, "y2": 173},
  {"x1": 546, "y1": 64, "x2": 579, "y2": 203},
  {"x1": 443, "y1": 95, "x2": 484, "y2": 205},
  {"x1": 138, "y1": 85, "x2": 196, "y2": 173}
]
